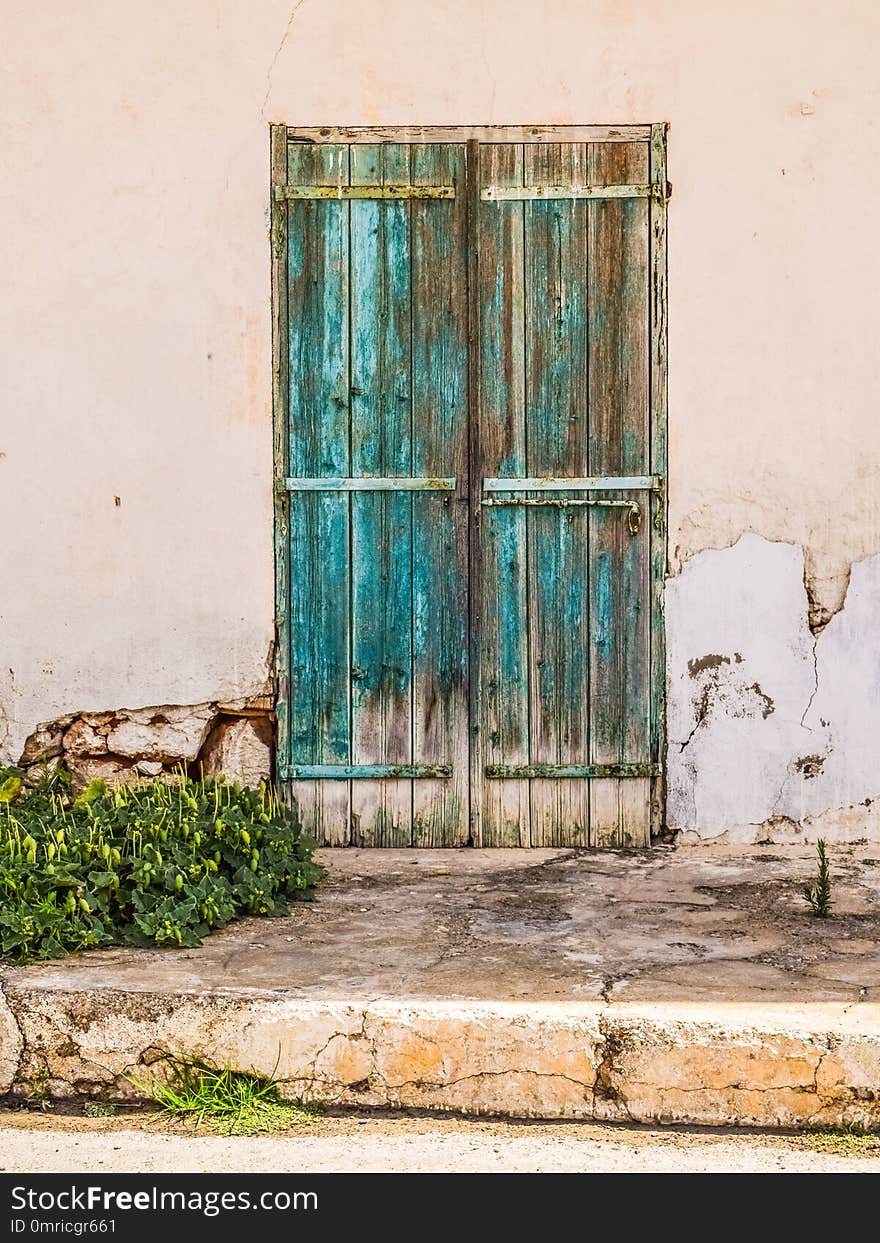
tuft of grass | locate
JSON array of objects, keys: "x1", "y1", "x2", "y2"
[
  {"x1": 139, "y1": 1059, "x2": 318, "y2": 1136},
  {"x1": 803, "y1": 838, "x2": 832, "y2": 918},
  {"x1": 801, "y1": 1127, "x2": 880, "y2": 1157}
]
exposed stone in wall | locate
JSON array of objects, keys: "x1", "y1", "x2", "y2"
[
  {"x1": 667, "y1": 534, "x2": 880, "y2": 843},
  {"x1": 16, "y1": 697, "x2": 274, "y2": 791},
  {"x1": 803, "y1": 551, "x2": 852, "y2": 636},
  {"x1": 196, "y1": 714, "x2": 273, "y2": 787},
  {"x1": 18, "y1": 720, "x2": 68, "y2": 766}
]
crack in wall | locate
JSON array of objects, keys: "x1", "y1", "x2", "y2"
[
  {"x1": 260, "y1": 0, "x2": 310, "y2": 119},
  {"x1": 800, "y1": 634, "x2": 820, "y2": 731}
]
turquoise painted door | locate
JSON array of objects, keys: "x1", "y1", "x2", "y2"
[
  {"x1": 273, "y1": 131, "x2": 667, "y2": 847},
  {"x1": 476, "y1": 140, "x2": 664, "y2": 847}
]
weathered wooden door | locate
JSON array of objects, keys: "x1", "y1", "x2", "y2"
[{"x1": 272, "y1": 126, "x2": 667, "y2": 848}]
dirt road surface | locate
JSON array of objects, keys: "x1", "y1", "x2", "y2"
[{"x1": 1, "y1": 1110, "x2": 877, "y2": 1173}]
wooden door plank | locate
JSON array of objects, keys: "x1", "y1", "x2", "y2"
[
  {"x1": 410, "y1": 143, "x2": 470, "y2": 846},
  {"x1": 270, "y1": 126, "x2": 290, "y2": 786},
  {"x1": 477, "y1": 144, "x2": 531, "y2": 846},
  {"x1": 649, "y1": 123, "x2": 669, "y2": 840},
  {"x1": 287, "y1": 143, "x2": 351, "y2": 845},
  {"x1": 523, "y1": 144, "x2": 590, "y2": 848},
  {"x1": 587, "y1": 141, "x2": 652, "y2": 847},
  {"x1": 349, "y1": 144, "x2": 414, "y2": 846}
]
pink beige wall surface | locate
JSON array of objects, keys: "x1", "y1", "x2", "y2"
[{"x1": 2, "y1": 2, "x2": 879, "y2": 839}]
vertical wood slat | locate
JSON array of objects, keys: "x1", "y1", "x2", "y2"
[
  {"x1": 649, "y1": 123, "x2": 669, "y2": 841},
  {"x1": 523, "y1": 144, "x2": 590, "y2": 848},
  {"x1": 587, "y1": 141, "x2": 651, "y2": 847},
  {"x1": 287, "y1": 142, "x2": 352, "y2": 844},
  {"x1": 477, "y1": 144, "x2": 530, "y2": 846},
  {"x1": 465, "y1": 139, "x2": 483, "y2": 848},
  {"x1": 411, "y1": 143, "x2": 470, "y2": 845},
  {"x1": 270, "y1": 125, "x2": 290, "y2": 787},
  {"x1": 349, "y1": 144, "x2": 414, "y2": 846}
]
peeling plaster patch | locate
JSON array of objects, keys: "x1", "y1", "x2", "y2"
[
  {"x1": 672, "y1": 511, "x2": 858, "y2": 640},
  {"x1": 677, "y1": 798, "x2": 880, "y2": 846},
  {"x1": 668, "y1": 536, "x2": 880, "y2": 843},
  {"x1": 794, "y1": 754, "x2": 825, "y2": 779},
  {"x1": 795, "y1": 554, "x2": 880, "y2": 821},
  {"x1": 687, "y1": 652, "x2": 743, "y2": 678},
  {"x1": 667, "y1": 535, "x2": 823, "y2": 833},
  {"x1": 803, "y1": 551, "x2": 853, "y2": 636}
]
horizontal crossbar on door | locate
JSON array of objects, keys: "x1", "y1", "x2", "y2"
[
  {"x1": 287, "y1": 125, "x2": 653, "y2": 144},
  {"x1": 281, "y1": 764, "x2": 452, "y2": 780},
  {"x1": 274, "y1": 185, "x2": 455, "y2": 201},
  {"x1": 485, "y1": 763, "x2": 662, "y2": 779},
  {"x1": 482, "y1": 496, "x2": 642, "y2": 533},
  {"x1": 481, "y1": 497, "x2": 638, "y2": 511},
  {"x1": 481, "y1": 184, "x2": 666, "y2": 202},
  {"x1": 483, "y1": 475, "x2": 662, "y2": 492},
  {"x1": 283, "y1": 477, "x2": 456, "y2": 491}
]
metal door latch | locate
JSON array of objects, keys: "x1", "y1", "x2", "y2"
[{"x1": 481, "y1": 495, "x2": 641, "y2": 534}]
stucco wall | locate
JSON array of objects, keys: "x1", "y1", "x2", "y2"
[{"x1": 2, "y1": 2, "x2": 879, "y2": 837}]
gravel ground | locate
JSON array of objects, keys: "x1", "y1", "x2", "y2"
[{"x1": 1, "y1": 1110, "x2": 878, "y2": 1173}]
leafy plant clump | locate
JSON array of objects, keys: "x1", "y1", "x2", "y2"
[
  {"x1": 803, "y1": 837, "x2": 832, "y2": 918},
  {"x1": 141, "y1": 1058, "x2": 317, "y2": 1135},
  {"x1": 0, "y1": 766, "x2": 322, "y2": 962}
]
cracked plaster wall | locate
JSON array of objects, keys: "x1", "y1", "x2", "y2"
[
  {"x1": 3, "y1": 4, "x2": 880, "y2": 830},
  {"x1": 667, "y1": 535, "x2": 880, "y2": 843}
]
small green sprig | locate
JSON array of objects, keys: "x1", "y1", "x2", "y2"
[{"x1": 803, "y1": 838, "x2": 832, "y2": 918}]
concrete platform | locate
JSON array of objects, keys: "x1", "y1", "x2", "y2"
[{"x1": 2, "y1": 844, "x2": 880, "y2": 1129}]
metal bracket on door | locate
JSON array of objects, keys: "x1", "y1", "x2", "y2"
[
  {"x1": 274, "y1": 185, "x2": 456, "y2": 201},
  {"x1": 281, "y1": 764, "x2": 452, "y2": 780},
  {"x1": 481, "y1": 495, "x2": 641, "y2": 534},
  {"x1": 485, "y1": 762, "x2": 662, "y2": 780},
  {"x1": 482, "y1": 475, "x2": 662, "y2": 492},
  {"x1": 481, "y1": 476, "x2": 663, "y2": 537},
  {"x1": 481, "y1": 183, "x2": 669, "y2": 203},
  {"x1": 283, "y1": 477, "x2": 456, "y2": 492}
]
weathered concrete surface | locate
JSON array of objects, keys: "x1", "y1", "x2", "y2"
[
  {"x1": 2, "y1": 846, "x2": 879, "y2": 1129},
  {"x1": 667, "y1": 536, "x2": 880, "y2": 843}
]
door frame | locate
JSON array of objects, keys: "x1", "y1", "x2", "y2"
[{"x1": 270, "y1": 123, "x2": 669, "y2": 841}]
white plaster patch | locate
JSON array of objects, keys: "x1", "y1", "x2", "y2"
[
  {"x1": 667, "y1": 537, "x2": 880, "y2": 842},
  {"x1": 791, "y1": 554, "x2": 880, "y2": 820},
  {"x1": 666, "y1": 535, "x2": 817, "y2": 832}
]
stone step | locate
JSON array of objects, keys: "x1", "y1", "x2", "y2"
[{"x1": 2, "y1": 986, "x2": 878, "y2": 1130}]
